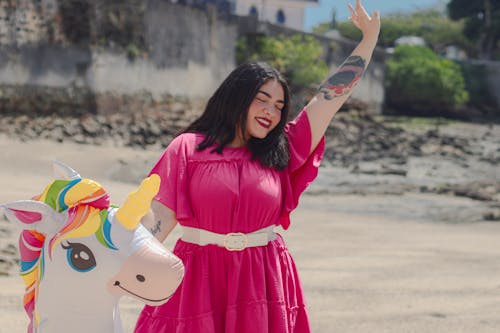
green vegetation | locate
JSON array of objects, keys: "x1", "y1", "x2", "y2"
[
  {"x1": 385, "y1": 45, "x2": 469, "y2": 114},
  {"x1": 236, "y1": 35, "x2": 328, "y2": 87},
  {"x1": 313, "y1": 6, "x2": 500, "y2": 115},
  {"x1": 314, "y1": 4, "x2": 500, "y2": 60},
  {"x1": 333, "y1": 10, "x2": 471, "y2": 54}
]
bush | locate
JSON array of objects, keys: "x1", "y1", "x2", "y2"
[
  {"x1": 385, "y1": 45, "x2": 469, "y2": 114},
  {"x1": 236, "y1": 34, "x2": 328, "y2": 88}
]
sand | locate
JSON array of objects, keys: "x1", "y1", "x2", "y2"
[{"x1": 0, "y1": 135, "x2": 499, "y2": 333}]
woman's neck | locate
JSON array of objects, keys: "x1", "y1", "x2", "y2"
[{"x1": 228, "y1": 131, "x2": 247, "y2": 147}]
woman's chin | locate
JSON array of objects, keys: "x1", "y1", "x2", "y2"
[{"x1": 249, "y1": 130, "x2": 270, "y2": 140}]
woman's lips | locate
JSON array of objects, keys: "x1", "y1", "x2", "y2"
[{"x1": 255, "y1": 117, "x2": 271, "y2": 129}]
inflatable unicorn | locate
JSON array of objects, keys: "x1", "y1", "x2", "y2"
[{"x1": 1, "y1": 162, "x2": 184, "y2": 333}]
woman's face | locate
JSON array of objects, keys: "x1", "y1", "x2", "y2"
[{"x1": 243, "y1": 79, "x2": 285, "y2": 142}]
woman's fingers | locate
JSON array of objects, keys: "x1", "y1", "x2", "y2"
[
  {"x1": 348, "y1": 0, "x2": 381, "y2": 36},
  {"x1": 356, "y1": 0, "x2": 371, "y2": 19},
  {"x1": 348, "y1": 3, "x2": 357, "y2": 20},
  {"x1": 350, "y1": 1, "x2": 381, "y2": 23},
  {"x1": 348, "y1": 3, "x2": 361, "y2": 28}
]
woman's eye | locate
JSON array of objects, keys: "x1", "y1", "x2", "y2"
[{"x1": 62, "y1": 241, "x2": 97, "y2": 272}]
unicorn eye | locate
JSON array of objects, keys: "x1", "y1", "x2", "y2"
[{"x1": 62, "y1": 241, "x2": 96, "y2": 272}]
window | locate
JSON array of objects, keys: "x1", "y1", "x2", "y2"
[
  {"x1": 276, "y1": 9, "x2": 285, "y2": 24},
  {"x1": 249, "y1": 6, "x2": 258, "y2": 17}
]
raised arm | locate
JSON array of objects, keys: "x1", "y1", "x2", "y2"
[{"x1": 306, "y1": 0, "x2": 380, "y2": 153}]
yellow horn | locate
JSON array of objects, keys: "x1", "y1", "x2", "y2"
[{"x1": 115, "y1": 174, "x2": 160, "y2": 230}]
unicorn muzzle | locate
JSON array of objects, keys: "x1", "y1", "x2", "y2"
[{"x1": 107, "y1": 236, "x2": 184, "y2": 305}]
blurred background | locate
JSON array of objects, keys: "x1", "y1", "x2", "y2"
[{"x1": 0, "y1": 0, "x2": 498, "y2": 215}]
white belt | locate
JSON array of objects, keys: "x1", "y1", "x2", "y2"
[{"x1": 181, "y1": 225, "x2": 277, "y2": 251}]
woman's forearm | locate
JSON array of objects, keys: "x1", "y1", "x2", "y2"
[
  {"x1": 305, "y1": 0, "x2": 380, "y2": 153},
  {"x1": 306, "y1": 35, "x2": 378, "y2": 152}
]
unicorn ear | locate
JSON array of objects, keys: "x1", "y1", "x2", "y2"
[
  {"x1": 1, "y1": 200, "x2": 64, "y2": 235},
  {"x1": 53, "y1": 160, "x2": 81, "y2": 180}
]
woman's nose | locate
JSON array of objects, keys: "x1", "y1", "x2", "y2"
[{"x1": 263, "y1": 104, "x2": 276, "y2": 116}]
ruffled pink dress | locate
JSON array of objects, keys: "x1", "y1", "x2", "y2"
[{"x1": 134, "y1": 109, "x2": 325, "y2": 333}]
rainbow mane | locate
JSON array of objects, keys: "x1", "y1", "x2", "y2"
[{"x1": 18, "y1": 178, "x2": 117, "y2": 329}]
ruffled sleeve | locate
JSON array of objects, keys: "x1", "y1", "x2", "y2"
[
  {"x1": 148, "y1": 134, "x2": 193, "y2": 221},
  {"x1": 279, "y1": 108, "x2": 325, "y2": 229}
]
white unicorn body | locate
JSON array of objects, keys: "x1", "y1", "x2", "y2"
[{"x1": 2, "y1": 162, "x2": 184, "y2": 333}]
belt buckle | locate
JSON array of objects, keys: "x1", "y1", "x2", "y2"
[{"x1": 223, "y1": 232, "x2": 248, "y2": 251}]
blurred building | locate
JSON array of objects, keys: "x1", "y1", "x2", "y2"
[
  {"x1": 232, "y1": 0, "x2": 318, "y2": 31},
  {"x1": 394, "y1": 36, "x2": 426, "y2": 47},
  {"x1": 183, "y1": 0, "x2": 318, "y2": 31}
]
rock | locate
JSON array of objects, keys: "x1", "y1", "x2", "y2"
[
  {"x1": 50, "y1": 127, "x2": 64, "y2": 142},
  {"x1": 53, "y1": 118, "x2": 65, "y2": 127},
  {"x1": 171, "y1": 102, "x2": 186, "y2": 114},
  {"x1": 483, "y1": 211, "x2": 500, "y2": 221},
  {"x1": 420, "y1": 143, "x2": 440, "y2": 155},
  {"x1": 147, "y1": 119, "x2": 162, "y2": 136},
  {"x1": 81, "y1": 117, "x2": 101, "y2": 135},
  {"x1": 73, "y1": 134, "x2": 87, "y2": 144},
  {"x1": 0, "y1": 244, "x2": 17, "y2": 256}
]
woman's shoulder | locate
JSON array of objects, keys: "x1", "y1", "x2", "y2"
[{"x1": 168, "y1": 132, "x2": 205, "y2": 149}]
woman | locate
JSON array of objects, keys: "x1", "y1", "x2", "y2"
[{"x1": 136, "y1": 1, "x2": 380, "y2": 332}]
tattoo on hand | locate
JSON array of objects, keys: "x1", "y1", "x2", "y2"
[
  {"x1": 319, "y1": 55, "x2": 366, "y2": 100},
  {"x1": 150, "y1": 220, "x2": 161, "y2": 236}
]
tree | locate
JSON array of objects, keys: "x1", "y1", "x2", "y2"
[
  {"x1": 447, "y1": 0, "x2": 500, "y2": 60},
  {"x1": 236, "y1": 35, "x2": 328, "y2": 88}
]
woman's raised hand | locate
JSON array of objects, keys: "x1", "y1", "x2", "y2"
[{"x1": 348, "y1": 0, "x2": 380, "y2": 41}]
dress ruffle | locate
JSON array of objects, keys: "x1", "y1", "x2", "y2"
[
  {"x1": 280, "y1": 110, "x2": 325, "y2": 230},
  {"x1": 134, "y1": 235, "x2": 310, "y2": 333}
]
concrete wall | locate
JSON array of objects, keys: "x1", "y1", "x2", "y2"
[
  {"x1": 481, "y1": 61, "x2": 500, "y2": 108},
  {"x1": 0, "y1": 0, "x2": 385, "y2": 113},
  {"x1": 87, "y1": 1, "x2": 238, "y2": 98},
  {"x1": 0, "y1": 0, "x2": 61, "y2": 46},
  {"x1": 0, "y1": 1, "x2": 238, "y2": 108},
  {"x1": 0, "y1": 45, "x2": 91, "y2": 88}
]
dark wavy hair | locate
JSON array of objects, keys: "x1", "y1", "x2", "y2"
[{"x1": 182, "y1": 62, "x2": 291, "y2": 170}]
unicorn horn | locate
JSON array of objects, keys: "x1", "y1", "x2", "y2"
[
  {"x1": 115, "y1": 174, "x2": 160, "y2": 230},
  {"x1": 52, "y1": 160, "x2": 81, "y2": 180}
]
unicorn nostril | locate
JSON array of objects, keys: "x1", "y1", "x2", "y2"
[
  {"x1": 114, "y1": 281, "x2": 120, "y2": 286},
  {"x1": 136, "y1": 274, "x2": 146, "y2": 282}
]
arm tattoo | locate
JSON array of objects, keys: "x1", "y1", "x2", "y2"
[
  {"x1": 150, "y1": 220, "x2": 162, "y2": 236},
  {"x1": 319, "y1": 55, "x2": 366, "y2": 100}
]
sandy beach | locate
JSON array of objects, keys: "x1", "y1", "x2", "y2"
[{"x1": 1, "y1": 135, "x2": 499, "y2": 333}]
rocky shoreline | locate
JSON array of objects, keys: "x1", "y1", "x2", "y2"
[{"x1": 0, "y1": 106, "x2": 498, "y2": 222}]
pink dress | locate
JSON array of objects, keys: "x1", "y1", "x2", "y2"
[{"x1": 134, "y1": 109, "x2": 325, "y2": 333}]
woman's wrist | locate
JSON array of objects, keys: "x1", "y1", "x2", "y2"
[{"x1": 361, "y1": 34, "x2": 379, "y2": 48}]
